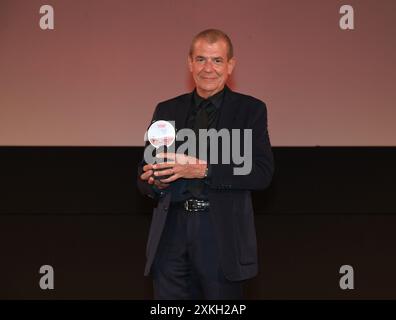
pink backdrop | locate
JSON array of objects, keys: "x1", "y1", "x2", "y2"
[{"x1": 0, "y1": 0, "x2": 395, "y2": 146}]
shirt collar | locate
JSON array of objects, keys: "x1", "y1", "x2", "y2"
[{"x1": 193, "y1": 86, "x2": 226, "y2": 109}]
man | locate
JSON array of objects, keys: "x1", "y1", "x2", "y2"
[{"x1": 137, "y1": 29, "x2": 274, "y2": 299}]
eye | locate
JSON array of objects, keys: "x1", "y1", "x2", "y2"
[
  {"x1": 214, "y1": 58, "x2": 223, "y2": 64},
  {"x1": 195, "y1": 57, "x2": 205, "y2": 63}
]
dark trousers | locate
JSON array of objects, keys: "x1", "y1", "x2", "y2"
[{"x1": 151, "y1": 206, "x2": 243, "y2": 300}]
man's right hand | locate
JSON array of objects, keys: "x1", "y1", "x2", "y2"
[{"x1": 140, "y1": 164, "x2": 170, "y2": 190}]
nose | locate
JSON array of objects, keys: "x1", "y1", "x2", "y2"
[{"x1": 203, "y1": 59, "x2": 214, "y2": 72}]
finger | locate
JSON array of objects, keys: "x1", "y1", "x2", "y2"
[
  {"x1": 140, "y1": 170, "x2": 153, "y2": 180},
  {"x1": 148, "y1": 177, "x2": 155, "y2": 184},
  {"x1": 156, "y1": 152, "x2": 176, "y2": 160},
  {"x1": 154, "y1": 168, "x2": 175, "y2": 177},
  {"x1": 153, "y1": 162, "x2": 176, "y2": 169},
  {"x1": 154, "y1": 179, "x2": 169, "y2": 188},
  {"x1": 160, "y1": 174, "x2": 179, "y2": 183},
  {"x1": 156, "y1": 152, "x2": 176, "y2": 158},
  {"x1": 155, "y1": 181, "x2": 170, "y2": 189},
  {"x1": 143, "y1": 164, "x2": 154, "y2": 171}
]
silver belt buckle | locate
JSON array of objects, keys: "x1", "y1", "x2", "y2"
[
  {"x1": 184, "y1": 199, "x2": 196, "y2": 212},
  {"x1": 184, "y1": 199, "x2": 208, "y2": 212}
]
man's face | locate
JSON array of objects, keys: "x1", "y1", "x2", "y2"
[{"x1": 188, "y1": 39, "x2": 235, "y2": 98}]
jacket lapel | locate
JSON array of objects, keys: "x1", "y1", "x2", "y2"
[
  {"x1": 173, "y1": 92, "x2": 192, "y2": 132},
  {"x1": 173, "y1": 92, "x2": 192, "y2": 150},
  {"x1": 216, "y1": 86, "x2": 239, "y2": 130}
]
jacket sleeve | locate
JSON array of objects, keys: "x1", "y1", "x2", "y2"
[{"x1": 208, "y1": 102, "x2": 274, "y2": 191}]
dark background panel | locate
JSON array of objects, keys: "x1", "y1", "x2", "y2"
[
  {"x1": 0, "y1": 147, "x2": 395, "y2": 299},
  {"x1": 0, "y1": 147, "x2": 395, "y2": 214},
  {"x1": 0, "y1": 214, "x2": 395, "y2": 299},
  {"x1": 0, "y1": 214, "x2": 152, "y2": 299}
]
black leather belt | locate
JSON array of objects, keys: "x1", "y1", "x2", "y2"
[{"x1": 171, "y1": 199, "x2": 210, "y2": 212}]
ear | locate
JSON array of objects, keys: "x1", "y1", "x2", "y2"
[
  {"x1": 227, "y1": 57, "x2": 236, "y2": 75},
  {"x1": 188, "y1": 56, "x2": 193, "y2": 72}
]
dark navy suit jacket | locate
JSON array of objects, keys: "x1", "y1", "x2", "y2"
[{"x1": 137, "y1": 86, "x2": 274, "y2": 281}]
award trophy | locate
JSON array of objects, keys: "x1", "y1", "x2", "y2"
[{"x1": 147, "y1": 120, "x2": 176, "y2": 180}]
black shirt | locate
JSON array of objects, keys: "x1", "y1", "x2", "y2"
[{"x1": 170, "y1": 87, "x2": 225, "y2": 202}]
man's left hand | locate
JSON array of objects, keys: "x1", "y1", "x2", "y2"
[{"x1": 153, "y1": 152, "x2": 207, "y2": 183}]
